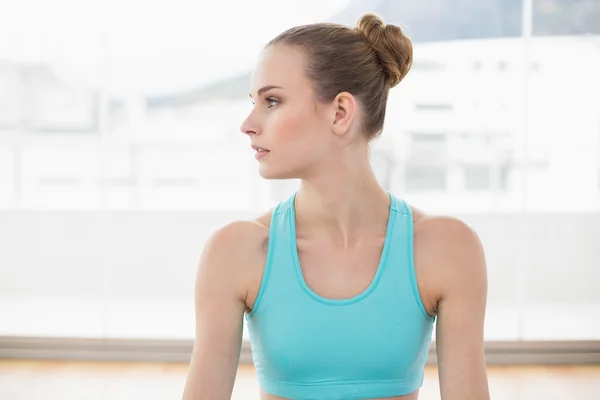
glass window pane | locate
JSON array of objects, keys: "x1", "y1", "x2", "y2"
[{"x1": 0, "y1": 0, "x2": 598, "y2": 347}]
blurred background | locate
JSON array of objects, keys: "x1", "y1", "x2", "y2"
[{"x1": 0, "y1": 0, "x2": 599, "y2": 399}]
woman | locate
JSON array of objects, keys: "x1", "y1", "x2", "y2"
[{"x1": 183, "y1": 13, "x2": 490, "y2": 400}]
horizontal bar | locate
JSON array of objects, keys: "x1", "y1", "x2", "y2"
[{"x1": 0, "y1": 337, "x2": 598, "y2": 365}]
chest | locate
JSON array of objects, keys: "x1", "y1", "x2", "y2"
[{"x1": 295, "y1": 235, "x2": 386, "y2": 300}]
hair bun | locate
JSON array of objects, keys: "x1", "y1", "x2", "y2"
[{"x1": 356, "y1": 13, "x2": 413, "y2": 88}]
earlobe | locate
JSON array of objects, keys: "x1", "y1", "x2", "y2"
[{"x1": 332, "y1": 92, "x2": 356, "y2": 136}]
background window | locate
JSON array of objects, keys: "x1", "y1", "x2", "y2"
[{"x1": 0, "y1": 0, "x2": 598, "y2": 349}]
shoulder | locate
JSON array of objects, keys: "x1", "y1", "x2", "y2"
[
  {"x1": 412, "y1": 207, "x2": 483, "y2": 258},
  {"x1": 409, "y1": 204, "x2": 487, "y2": 302},
  {"x1": 202, "y1": 210, "x2": 273, "y2": 262},
  {"x1": 196, "y1": 209, "x2": 274, "y2": 299}
]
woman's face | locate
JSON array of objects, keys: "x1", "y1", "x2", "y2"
[{"x1": 240, "y1": 44, "x2": 337, "y2": 180}]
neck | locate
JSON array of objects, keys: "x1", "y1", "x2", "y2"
[{"x1": 294, "y1": 151, "x2": 391, "y2": 246}]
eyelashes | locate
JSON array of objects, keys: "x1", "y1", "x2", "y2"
[
  {"x1": 250, "y1": 96, "x2": 280, "y2": 109},
  {"x1": 266, "y1": 97, "x2": 280, "y2": 108}
]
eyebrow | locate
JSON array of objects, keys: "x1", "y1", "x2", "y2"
[{"x1": 249, "y1": 85, "x2": 283, "y2": 98}]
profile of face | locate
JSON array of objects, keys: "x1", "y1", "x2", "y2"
[{"x1": 240, "y1": 45, "x2": 356, "y2": 180}]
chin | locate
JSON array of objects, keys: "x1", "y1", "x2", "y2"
[
  {"x1": 258, "y1": 167, "x2": 285, "y2": 180},
  {"x1": 258, "y1": 163, "x2": 299, "y2": 180}
]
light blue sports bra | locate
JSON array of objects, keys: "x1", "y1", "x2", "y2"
[{"x1": 245, "y1": 192, "x2": 435, "y2": 400}]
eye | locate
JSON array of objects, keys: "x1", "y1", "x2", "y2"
[{"x1": 266, "y1": 97, "x2": 279, "y2": 108}]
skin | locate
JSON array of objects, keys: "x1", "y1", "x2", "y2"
[{"x1": 182, "y1": 44, "x2": 490, "y2": 400}]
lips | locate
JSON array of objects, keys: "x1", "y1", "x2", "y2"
[
  {"x1": 251, "y1": 145, "x2": 270, "y2": 153},
  {"x1": 252, "y1": 145, "x2": 270, "y2": 160}
]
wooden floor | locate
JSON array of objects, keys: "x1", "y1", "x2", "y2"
[{"x1": 1, "y1": 360, "x2": 599, "y2": 400}]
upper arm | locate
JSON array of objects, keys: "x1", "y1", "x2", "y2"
[
  {"x1": 426, "y1": 218, "x2": 490, "y2": 400},
  {"x1": 182, "y1": 222, "x2": 253, "y2": 400}
]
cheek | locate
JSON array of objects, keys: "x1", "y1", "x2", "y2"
[
  {"x1": 260, "y1": 108, "x2": 330, "y2": 179},
  {"x1": 271, "y1": 105, "x2": 326, "y2": 149}
]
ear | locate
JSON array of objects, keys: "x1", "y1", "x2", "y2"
[{"x1": 331, "y1": 92, "x2": 357, "y2": 136}]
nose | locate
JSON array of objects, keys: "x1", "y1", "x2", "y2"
[{"x1": 240, "y1": 113, "x2": 260, "y2": 137}]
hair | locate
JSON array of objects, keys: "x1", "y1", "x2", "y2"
[{"x1": 267, "y1": 13, "x2": 413, "y2": 140}]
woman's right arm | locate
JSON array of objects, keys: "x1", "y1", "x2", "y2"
[{"x1": 182, "y1": 222, "x2": 251, "y2": 400}]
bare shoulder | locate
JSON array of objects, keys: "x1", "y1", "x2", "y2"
[
  {"x1": 409, "y1": 204, "x2": 487, "y2": 310},
  {"x1": 201, "y1": 210, "x2": 272, "y2": 268},
  {"x1": 411, "y1": 206, "x2": 484, "y2": 257},
  {"x1": 207, "y1": 216, "x2": 269, "y2": 250},
  {"x1": 197, "y1": 209, "x2": 274, "y2": 309}
]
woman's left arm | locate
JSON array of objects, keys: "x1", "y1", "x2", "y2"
[{"x1": 429, "y1": 217, "x2": 490, "y2": 400}]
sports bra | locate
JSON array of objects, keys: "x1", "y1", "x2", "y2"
[{"x1": 245, "y1": 192, "x2": 435, "y2": 399}]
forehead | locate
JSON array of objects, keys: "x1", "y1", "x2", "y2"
[{"x1": 250, "y1": 44, "x2": 311, "y2": 95}]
